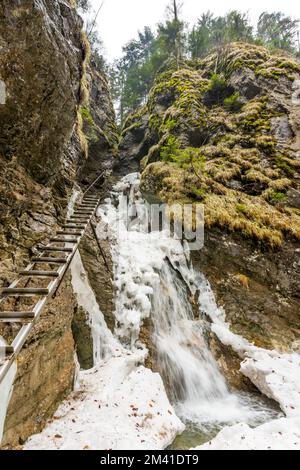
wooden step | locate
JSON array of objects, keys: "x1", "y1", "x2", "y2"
[
  {"x1": 74, "y1": 210, "x2": 94, "y2": 214},
  {"x1": 38, "y1": 246, "x2": 73, "y2": 253},
  {"x1": 56, "y1": 231, "x2": 83, "y2": 236},
  {"x1": 1, "y1": 288, "x2": 49, "y2": 296},
  {"x1": 50, "y1": 238, "x2": 78, "y2": 243},
  {"x1": 19, "y1": 271, "x2": 59, "y2": 277},
  {"x1": 32, "y1": 257, "x2": 67, "y2": 264},
  {"x1": 62, "y1": 224, "x2": 85, "y2": 229},
  {"x1": 69, "y1": 215, "x2": 90, "y2": 219},
  {"x1": 67, "y1": 219, "x2": 89, "y2": 224},
  {"x1": 0, "y1": 311, "x2": 35, "y2": 322}
]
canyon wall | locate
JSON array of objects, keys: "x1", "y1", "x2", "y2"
[{"x1": 0, "y1": 0, "x2": 115, "y2": 447}]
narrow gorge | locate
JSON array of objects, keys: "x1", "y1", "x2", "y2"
[{"x1": 0, "y1": 0, "x2": 300, "y2": 452}]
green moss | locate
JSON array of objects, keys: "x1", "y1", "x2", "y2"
[
  {"x1": 236, "y1": 204, "x2": 247, "y2": 215},
  {"x1": 275, "y1": 156, "x2": 296, "y2": 177},
  {"x1": 80, "y1": 107, "x2": 94, "y2": 125},
  {"x1": 79, "y1": 107, "x2": 98, "y2": 143},
  {"x1": 121, "y1": 42, "x2": 300, "y2": 247},
  {"x1": 268, "y1": 191, "x2": 287, "y2": 204},
  {"x1": 223, "y1": 92, "x2": 243, "y2": 112}
]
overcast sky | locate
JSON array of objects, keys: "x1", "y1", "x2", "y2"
[{"x1": 89, "y1": 0, "x2": 300, "y2": 62}]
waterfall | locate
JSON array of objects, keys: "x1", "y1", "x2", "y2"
[{"x1": 98, "y1": 173, "x2": 280, "y2": 442}]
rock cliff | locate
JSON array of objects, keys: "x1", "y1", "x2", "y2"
[
  {"x1": 120, "y1": 42, "x2": 300, "y2": 352},
  {"x1": 0, "y1": 0, "x2": 116, "y2": 447}
]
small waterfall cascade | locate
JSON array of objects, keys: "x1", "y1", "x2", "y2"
[{"x1": 98, "y1": 173, "x2": 281, "y2": 444}]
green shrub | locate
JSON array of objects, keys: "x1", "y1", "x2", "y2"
[
  {"x1": 160, "y1": 135, "x2": 181, "y2": 162},
  {"x1": 224, "y1": 92, "x2": 243, "y2": 112}
]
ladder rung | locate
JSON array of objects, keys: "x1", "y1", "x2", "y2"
[
  {"x1": 76, "y1": 204, "x2": 96, "y2": 208},
  {"x1": 62, "y1": 224, "x2": 85, "y2": 229},
  {"x1": 50, "y1": 238, "x2": 78, "y2": 243},
  {"x1": 19, "y1": 270, "x2": 59, "y2": 277},
  {"x1": 0, "y1": 346, "x2": 14, "y2": 356},
  {"x1": 32, "y1": 257, "x2": 67, "y2": 264},
  {"x1": 74, "y1": 211, "x2": 93, "y2": 214},
  {"x1": 75, "y1": 207, "x2": 95, "y2": 210},
  {"x1": 38, "y1": 246, "x2": 73, "y2": 253},
  {"x1": 69, "y1": 215, "x2": 90, "y2": 219},
  {"x1": 1, "y1": 288, "x2": 49, "y2": 296},
  {"x1": 0, "y1": 312, "x2": 35, "y2": 321},
  {"x1": 67, "y1": 220, "x2": 89, "y2": 224},
  {"x1": 56, "y1": 231, "x2": 82, "y2": 236}
]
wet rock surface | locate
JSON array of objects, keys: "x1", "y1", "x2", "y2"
[
  {"x1": 193, "y1": 228, "x2": 300, "y2": 351},
  {"x1": 1, "y1": 274, "x2": 76, "y2": 449},
  {"x1": 0, "y1": 1, "x2": 116, "y2": 448}
]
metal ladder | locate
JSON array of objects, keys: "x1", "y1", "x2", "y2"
[{"x1": 0, "y1": 192, "x2": 101, "y2": 385}]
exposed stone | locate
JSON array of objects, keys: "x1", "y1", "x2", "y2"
[
  {"x1": 0, "y1": 0, "x2": 116, "y2": 448},
  {"x1": 72, "y1": 305, "x2": 93, "y2": 370},
  {"x1": 1, "y1": 274, "x2": 76, "y2": 449},
  {"x1": 192, "y1": 228, "x2": 300, "y2": 351},
  {"x1": 79, "y1": 62, "x2": 118, "y2": 187},
  {"x1": 79, "y1": 224, "x2": 115, "y2": 332}
]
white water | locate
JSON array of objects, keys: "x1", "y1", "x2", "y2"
[{"x1": 99, "y1": 173, "x2": 280, "y2": 441}]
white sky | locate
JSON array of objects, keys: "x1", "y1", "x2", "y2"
[{"x1": 89, "y1": 0, "x2": 300, "y2": 62}]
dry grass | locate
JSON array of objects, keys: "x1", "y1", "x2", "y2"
[
  {"x1": 79, "y1": 31, "x2": 91, "y2": 107},
  {"x1": 269, "y1": 178, "x2": 292, "y2": 191},
  {"x1": 234, "y1": 274, "x2": 250, "y2": 289},
  {"x1": 141, "y1": 162, "x2": 300, "y2": 247},
  {"x1": 76, "y1": 110, "x2": 88, "y2": 159}
]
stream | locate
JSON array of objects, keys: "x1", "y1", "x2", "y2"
[{"x1": 98, "y1": 173, "x2": 281, "y2": 449}]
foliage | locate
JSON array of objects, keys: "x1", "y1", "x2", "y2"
[
  {"x1": 160, "y1": 135, "x2": 181, "y2": 162},
  {"x1": 257, "y1": 12, "x2": 299, "y2": 52},
  {"x1": 189, "y1": 10, "x2": 253, "y2": 58},
  {"x1": 77, "y1": 0, "x2": 91, "y2": 12},
  {"x1": 111, "y1": 6, "x2": 300, "y2": 124},
  {"x1": 205, "y1": 73, "x2": 234, "y2": 107},
  {"x1": 223, "y1": 92, "x2": 243, "y2": 112}
]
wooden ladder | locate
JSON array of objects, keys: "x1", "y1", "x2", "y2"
[{"x1": 0, "y1": 193, "x2": 101, "y2": 385}]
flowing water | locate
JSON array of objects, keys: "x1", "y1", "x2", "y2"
[{"x1": 99, "y1": 173, "x2": 282, "y2": 449}]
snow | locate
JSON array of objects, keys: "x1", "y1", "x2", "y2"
[
  {"x1": 195, "y1": 417, "x2": 300, "y2": 450},
  {"x1": 23, "y1": 173, "x2": 300, "y2": 450},
  {"x1": 66, "y1": 186, "x2": 81, "y2": 218},
  {"x1": 70, "y1": 251, "x2": 117, "y2": 363},
  {"x1": 97, "y1": 173, "x2": 192, "y2": 349},
  {"x1": 25, "y1": 248, "x2": 184, "y2": 450},
  {"x1": 195, "y1": 274, "x2": 300, "y2": 450},
  {"x1": 241, "y1": 352, "x2": 300, "y2": 418},
  {"x1": 0, "y1": 337, "x2": 17, "y2": 443},
  {"x1": 25, "y1": 352, "x2": 184, "y2": 450}
]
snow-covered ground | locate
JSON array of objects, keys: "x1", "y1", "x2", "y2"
[
  {"x1": 25, "y1": 354, "x2": 184, "y2": 450},
  {"x1": 195, "y1": 277, "x2": 300, "y2": 450},
  {"x1": 24, "y1": 174, "x2": 300, "y2": 450},
  {"x1": 25, "y1": 251, "x2": 184, "y2": 450},
  {"x1": 195, "y1": 417, "x2": 300, "y2": 450}
]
